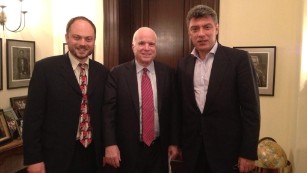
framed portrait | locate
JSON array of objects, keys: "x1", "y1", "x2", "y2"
[
  {"x1": 3, "y1": 108, "x2": 21, "y2": 139},
  {"x1": 234, "y1": 46, "x2": 276, "y2": 96},
  {"x1": 0, "y1": 38, "x2": 2, "y2": 90},
  {"x1": 63, "y1": 43, "x2": 95, "y2": 60},
  {"x1": 10, "y1": 96, "x2": 27, "y2": 119},
  {"x1": 0, "y1": 109, "x2": 12, "y2": 145},
  {"x1": 6, "y1": 39, "x2": 35, "y2": 89}
]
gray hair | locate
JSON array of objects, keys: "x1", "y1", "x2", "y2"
[{"x1": 186, "y1": 5, "x2": 218, "y2": 26}]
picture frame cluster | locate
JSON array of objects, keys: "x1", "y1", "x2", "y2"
[{"x1": 0, "y1": 96, "x2": 27, "y2": 146}]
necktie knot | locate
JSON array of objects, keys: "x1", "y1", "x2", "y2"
[
  {"x1": 79, "y1": 63, "x2": 87, "y2": 70},
  {"x1": 143, "y1": 68, "x2": 148, "y2": 73}
]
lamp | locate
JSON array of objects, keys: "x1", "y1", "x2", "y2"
[{"x1": 0, "y1": 0, "x2": 27, "y2": 32}]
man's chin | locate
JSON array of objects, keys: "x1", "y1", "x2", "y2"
[{"x1": 76, "y1": 52, "x2": 91, "y2": 59}]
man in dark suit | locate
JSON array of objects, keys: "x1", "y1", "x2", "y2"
[
  {"x1": 23, "y1": 16, "x2": 109, "y2": 173},
  {"x1": 102, "y1": 27, "x2": 179, "y2": 173},
  {"x1": 176, "y1": 5, "x2": 261, "y2": 173}
]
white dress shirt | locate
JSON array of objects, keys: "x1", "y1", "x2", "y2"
[{"x1": 192, "y1": 42, "x2": 218, "y2": 113}]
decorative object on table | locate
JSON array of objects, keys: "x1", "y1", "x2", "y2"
[
  {"x1": 0, "y1": 109, "x2": 12, "y2": 146},
  {"x1": 255, "y1": 137, "x2": 292, "y2": 173},
  {"x1": 234, "y1": 46, "x2": 276, "y2": 96},
  {"x1": 3, "y1": 108, "x2": 21, "y2": 139},
  {"x1": 6, "y1": 39, "x2": 35, "y2": 89}
]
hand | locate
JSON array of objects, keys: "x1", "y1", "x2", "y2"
[
  {"x1": 27, "y1": 162, "x2": 46, "y2": 173},
  {"x1": 168, "y1": 145, "x2": 179, "y2": 160},
  {"x1": 105, "y1": 145, "x2": 121, "y2": 168},
  {"x1": 238, "y1": 157, "x2": 256, "y2": 173}
]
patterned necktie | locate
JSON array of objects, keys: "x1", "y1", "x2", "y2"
[
  {"x1": 141, "y1": 68, "x2": 154, "y2": 146},
  {"x1": 79, "y1": 63, "x2": 92, "y2": 147}
]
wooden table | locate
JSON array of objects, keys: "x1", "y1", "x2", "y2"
[{"x1": 0, "y1": 139, "x2": 25, "y2": 173}]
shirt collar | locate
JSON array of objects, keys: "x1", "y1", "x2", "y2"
[
  {"x1": 135, "y1": 60, "x2": 155, "y2": 74},
  {"x1": 68, "y1": 52, "x2": 90, "y2": 70},
  {"x1": 191, "y1": 41, "x2": 218, "y2": 59}
]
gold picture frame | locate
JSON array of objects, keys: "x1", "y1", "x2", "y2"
[{"x1": 0, "y1": 109, "x2": 12, "y2": 145}]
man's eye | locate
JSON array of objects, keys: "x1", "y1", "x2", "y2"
[
  {"x1": 204, "y1": 25, "x2": 213, "y2": 30},
  {"x1": 73, "y1": 36, "x2": 81, "y2": 40},
  {"x1": 190, "y1": 28, "x2": 199, "y2": 32},
  {"x1": 86, "y1": 37, "x2": 93, "y2": 42},
  {"x1": 138, "y1": 42, "x2": 145, "y2": 46}
]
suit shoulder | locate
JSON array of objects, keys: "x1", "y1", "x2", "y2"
[
  {"x1": 154, "y1": 61, "x2": 174, "y2": 71},
  {"x1": 219, "y1": 45, "x2": 248, "y2": 57},
  {"x1": 90, "y1": 59, "x2": 109, "y2": 71},
  {"x1": 110, "y1": 61, "x2": 132, "y2": 72},
  {"x1": 35, "y1": 55, "x2": 67, "y2": 67},
  {"x1": 29, "y1": 55, "x2": 68, "y2": 77}
]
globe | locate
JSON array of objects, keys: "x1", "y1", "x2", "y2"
[{"x1": 255, "y1": 137, "x2": 288, "y2": 169}]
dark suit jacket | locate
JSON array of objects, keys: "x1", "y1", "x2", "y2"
[
  {"x1": 177, "y1": 44, "x2": 260, "y2": 172},
  {"x1": 23, "y1": 54, "x2": 109, "y2": 172},
  {"x1": 103, "y1": 60, "x2": 179, "y2": 173}
]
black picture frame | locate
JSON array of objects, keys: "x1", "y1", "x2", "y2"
[
  {"x1": 0, "y1": 109, "x2": 12, "y2": 145},
  {"x1": 6, "y1": 39, "x2": 35, "y2": 89},
  {"x1": 234, "y1": 46, "x2": 276, "y2": 96},
  {"x1": 10, "y1": 96, "x2": 27, "y2": 119},
  {"x1": 63, "y1": 43, "x2": 95, "y2": 60}
]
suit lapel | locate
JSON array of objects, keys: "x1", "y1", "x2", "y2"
[
  {"x1": 126, "y1": 60, "x2": 140, "y2": 118},
  {"x1": 204, "y1": 45, "x2": 229, "y2": 113},
  {"x1": 60, "y1": 55, "x2": 81, "y2": 95},
  {"x1": 185, "y1": 55, "x2": 201, "y2": 114},
  {"x1": 154, "y1": 62, "x2": 164, "y2": 114},
  {"x1": 87, "y1": 60, "x2": 97, "y2": 96}
]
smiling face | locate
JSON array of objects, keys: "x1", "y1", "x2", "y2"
[
  {"x1": 188, "y1": 16, "x2": 219, "y2": 58},
  {"x1": 132, "y1": 27, "x2": 157, "y2": 67},
  {"x1": 65, "y1": 19, "x2": 95, "y2": 61}
]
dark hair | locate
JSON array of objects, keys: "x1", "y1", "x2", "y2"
[
  {"x1": 66, "y1": 16, "x2": 96, "y2": 36},
  {"x1": 186, "y1": 5, "x2": 218, "y2": 27}
]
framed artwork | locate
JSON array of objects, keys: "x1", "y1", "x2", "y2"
[
  {"x1": 10, "y1": 96, "x2": 27, "y2": 119},
  {"x1": 63, "y1": 43, "x2": 95, "y2": 60},
  {"x1": 6, "y1": 39, "x2": 35, "y2": 89},
  {"x1": 0, "y1": 109, "x2": 11, "y2": 145},
  {"x1": 3, "y1": 108, "x2": 21, "y2": 139},
  {"x1": 234, "y1": 46, "x2": 276, "y2": 96},
  {"x1": 0, "y1": 38, "x2": 2, "y2": 90}
]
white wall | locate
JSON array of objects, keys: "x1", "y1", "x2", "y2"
[{"x1": 0, "y1": 0, "x2": 103, "y2": 109}]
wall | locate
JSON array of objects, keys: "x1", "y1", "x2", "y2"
[
  {"x1": 219, "y1": 0, "x2": 306, "y2": 172},
  {"x1": 0, "y1": 0, "x2": 103, "y2": 109},
  {"x1": 1, "y1": 0, "x2": 306, "y2": 172}
]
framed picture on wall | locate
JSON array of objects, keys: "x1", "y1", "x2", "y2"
[
  {"x1": 63, "y1": 43, "x2": 95, "y2": 60},
  {"x1": 234, "y1": 46, "x2": 276, "y2": 96},
  {"x1": 0, "y1": 109, "x2": 12, "y2": 145},
  {"x1": 6, "y1": 39, "x2": 35, "y2": 89},
  {"x1": 0, "y1": 38, "x2": 2, "y2": 90}
]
